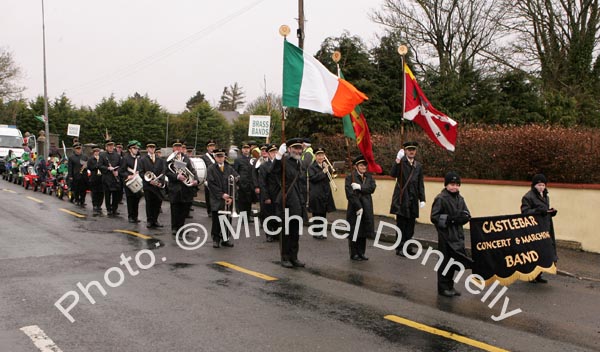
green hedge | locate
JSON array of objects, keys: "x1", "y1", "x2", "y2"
[{"x1": 312, "y1": 124, "x2": 600, "y2": 184}]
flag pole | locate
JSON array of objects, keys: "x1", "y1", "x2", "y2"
[
  {"x1": 332, "y1": 51, "x2": 353, "y2": 177},
  {"x1": 279, "y1": 25, "x2": 290, "y2": 255},
  {"x1": 398, "y1": 45, "x2": 408, "y2": 147}
]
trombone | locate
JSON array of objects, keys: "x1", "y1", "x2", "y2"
[
  {"x1": 323, "y1": 155, "x2": 338, "y2": 192},
  {"x1": 218, "y1": 175, "x2": 240, "y2": 218}
]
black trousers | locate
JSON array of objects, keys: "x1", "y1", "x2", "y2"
[
  {"x1": 72, "y1": 177, "x2": 87, "y2": 204},
  {"x1": 437, "y1": 235, "x2": 472, "y2": 292},
  {"x1": 348, "y1": 237, "x2": 367, "y2": 257},
  {"x1": 103, "y1": 186, "x2": 123, "y2": 213},
  {"x1": 144, "y1": 189, "x2": 162, "y2": 224},
  {"x1": 124, "y1": 188, "x2": 142, "y2": 220},
  {"x1": 396, "y1": 215, "x2": 416, "y2": 251},
  {"x1": 281, "y1": 216, "x2": 300, "y2": 261},
  {"x1": 211, "y1": 211, "x2": 233, "y2": 243},
  {"x1": 91, "y1": 189, "x2": 104, "y2": 208},
  {"x1": 171, "y1": 201, "x2": 190, "y2": 232},
  {"x1": 204, "y1": 186, "x2": 211, "y2": 215}
]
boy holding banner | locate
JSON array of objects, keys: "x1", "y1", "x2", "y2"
[{"x1": 431, "y1": 172, "x2": 473, "y2": 297}]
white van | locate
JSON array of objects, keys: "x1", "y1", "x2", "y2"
[{"x1": 0, "y1": 125, "x2": 25, "y2": 173}]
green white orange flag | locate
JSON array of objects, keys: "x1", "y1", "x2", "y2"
[
  {"x1": 34, "y1": 115, "x2": 46, "y2": 123},
  {"x1": 282, "y1": 40, "x2": 367, "y2": 117},
  {"x1": 404, "y1": 64, "x2": 458, "y2": 151}
]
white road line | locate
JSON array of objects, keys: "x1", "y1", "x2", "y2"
[{"x1": 20, "y1": 325, "x2": 63, "y2": 352}]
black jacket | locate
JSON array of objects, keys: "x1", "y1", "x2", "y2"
[
  {"x1": 431, "y1": 189, "x2": 472, "y2": 265},
  {"x1": 271, "y1": 156, "x2": 306, "y2": 217},
  {"x1": 345, "y1": 170, "x2": 376, "y2": 238},
  {"x1": 87, "y1": 155, "x2": 103, "y2": 191},
  {"x1": 233, "y1": 154, "x2": 255, "y2": 203},
  {"x1": 206, "y1": 162, "x2": 239, "y2": 212},
  {"x1": 389, "y1": 157, "x2": 425, "y2": 218},
  {"x1": 98, "y1": 150, "x2": 122, "y2": 191},
  {"x1": 308, "y1": 161, "x2": 336, "y2": 214},
  {"x1": 67, "y1": 152, "x2": 88, "y2": 180},
  {"x1": 139, "y1": 154, "x2": 166, "y2": 191},
  {"x1": 521, "y1": 187, "x2": 557, "y2": 259}
]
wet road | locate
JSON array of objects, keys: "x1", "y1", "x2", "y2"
[{"x1": 1, "y1": 181, "x2": 599, "y2": 352}]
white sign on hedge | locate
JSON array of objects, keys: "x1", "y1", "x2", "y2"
[
  {"x1": 248, "y1": 115, "x2": 271, "y2": 138},
  {"x1": 67, "y1": 124, "x2": 80, "y2": 137}
]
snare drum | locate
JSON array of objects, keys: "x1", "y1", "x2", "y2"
[{"x1": 126, "y1": 174, "x2": 143, "y2": 193}]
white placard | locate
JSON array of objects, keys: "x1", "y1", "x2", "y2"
[
  {"x1": 248, "y1": 115, "x2": 271, "y2": 137},
  {"x1": 67, "y1": 124, "x2": 80, "y2": 137}
]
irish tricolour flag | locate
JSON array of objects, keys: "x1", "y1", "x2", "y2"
[{"x1": 282, "y1": 40, "x2": 367, "y2": 117}]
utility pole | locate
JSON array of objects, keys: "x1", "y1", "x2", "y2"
[
  {"x1": 41, "y1": 0, "x2": 50, "y2": 159},
  {"x1": 297, "y1": 0, "x2": 305, "y2": 49}
]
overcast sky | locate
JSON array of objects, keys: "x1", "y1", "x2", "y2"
[{"x1": 2, "y1": 0, "x2": 386, "y2": 113}]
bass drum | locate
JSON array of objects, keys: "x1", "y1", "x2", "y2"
[{"x1": 189, "y1": 157, "x2": 207, "y2": 184}]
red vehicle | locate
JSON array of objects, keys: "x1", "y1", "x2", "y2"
[
  {"x1": 22, "y1": 163, "x2": 40, "y2": 191},
  {"x1": 55, "y1": 176, "x2": 72, "y2": 201}
]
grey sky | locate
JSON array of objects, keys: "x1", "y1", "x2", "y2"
[{"x1": 2, "y1": 0, "x2": 385, "y2": 113}]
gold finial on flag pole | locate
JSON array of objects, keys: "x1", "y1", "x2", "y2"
[
  {"x1": 279, "y1": 25, "x2": 291, "y2": 38},
  {"x1": 332, "y1": 51, "x2": 341, "y2": 63}
]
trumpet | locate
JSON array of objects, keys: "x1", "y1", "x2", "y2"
[
  {"x1": 323, "y1": 155, "x2": 338, "y2": 191},
  {"x1": 218, "y1": 175, "x2": 240, "y2": 218},
  {"x1": 144, "y1": 171, "x2": 165, "y2": 188},
  {"x1": 167, "y1": 152, "x2": 196, "y2": 187}
]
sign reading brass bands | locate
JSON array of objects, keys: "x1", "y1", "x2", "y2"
[{"x1": 470, "y1": 213, "x2": 557, "y2": 286}]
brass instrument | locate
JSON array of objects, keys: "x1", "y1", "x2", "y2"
[
  {"x1": 144, "y1": 171, "x2": 165, "y2": 188},
  {"x1": 167, "y1": 152, "x2": 196, "y2": 187},
  {"x1": 323, "y1": 155, "x2": 338, "y2": 192},
  {"x1": 218, "y1": 175, "x2": 239, "y2": 218},
  {"x1": 79, "y1": 159, "x2": 88, "y2": 174}
]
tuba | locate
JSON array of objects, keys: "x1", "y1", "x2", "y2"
[
  {"x1": 167, "y1": 152, "x2": 196, "y2": 187},
  {"x1": 218, "y1": 175, "x2": 239, "y2": 218},
  {"x1": 144, "y1": 171, "x2": 165, "y2": 188}
]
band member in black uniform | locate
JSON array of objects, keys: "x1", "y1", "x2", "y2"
[
  {"x1": 167, "y1": 140, "x2": 199, "y2": 236},
  {"x1": 252, "y1": 144, "x2": 268, "y2": 198},
  {"x1": 271, "y1": 138, "x2": 307, "y2": 268},
  {"x1": 258, "y1": 144, "x2": 278, "y2": 242},
  {"x1": 201, "y1": 140, "x2": 217, "y2": 217},
  {"x1": 98, "y1": 140, "x2": 123, "y2": 216},
  {"x1": 233, "y1": 142, "x2": 254, "y2": 218},
  {"x1": 140, "y1": 142, "x2": 166, "y2": 228},
  {"x1": 206, "y1": 148, "x2": 239, "y2": 248},
  {"x1": 346, "y1": 155, "x2": 377, "y2": 261},
  {"x1": 87, "y1": 146, "x2": 104, "y2": 213},
  {"x1": 120, "y1": 140, "x2": 143, "y2": 223},
  {"x1": 308, "y1": 147, "x2": 337, "y2": 239},
  {"x1": 390, "y1": 141, "x2": 426, "y2": 256},
  {"x1": 67, "y1": 142, "x2": 89, "y2": 206}
]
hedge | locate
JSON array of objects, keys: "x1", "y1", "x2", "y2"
[{"x1": 312, "y1": 124, "x2": 600, "y2": 184}]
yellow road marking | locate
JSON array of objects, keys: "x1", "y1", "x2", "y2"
[
  {"x1": 3, "y1": 189, "x2": 16, "y2": 193},
  {"x1": 215, "y1": 261, "x2": 278, "y2": 281},
  {"x1": 113, "y1": 229, "x2": 153, "y2": 240},
  {"x1": 26, "y1": 196, "x2": 44, "y2": 203},
  {"x1": 59, "y1": 208, "x2": 86, "y2": 218},
  {"x1": 384, "y1": 315, "x2": 509, "y2": 352}
]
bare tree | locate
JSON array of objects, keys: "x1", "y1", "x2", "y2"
[
  {"x1": 0, "y1": 49, "x2": 24, "y2": 100},
  {"x1": 505, "y1": 0, "x2": 600, "y2": 91},
  {"x1": 370, "y1": 0, "x2": 510, "y2": 75}
]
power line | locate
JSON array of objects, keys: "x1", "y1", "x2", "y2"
[{"x1": 67, "y1": 0, "x2": 268, "y2": 96}]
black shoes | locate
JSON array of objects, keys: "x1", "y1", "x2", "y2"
[
  {"x1": 147, "y1": 222, "x2": 164, "y2": 229},
  {"x1": 351, "y1": 254, "x2": 362, "y2": 261},
  {"x1": 128, "y1": 218, "x2": 140, "y2": 223},
  {"x1": 281, "y1": 260, "x2": 294, "y2": 268},
  {"x1": 221, "y1": 241, "x2": 234, "y2": 248},
  {"x1": 266, "y1": 236, "x2": 274, "y2": 242},
  {"x1": 530, "y1": 274, "x2": 548, "y2": 284},
  {"x1": 213, "y1": 242, "x2": 220, "y2": 248},
  {"x1": 359, "y1": 254, "x2": 369, "y2": 261},
  {"x1": 313, "y1": 235, "x2": 326, "y2": 240},
  {"x1": 438, "y1": 289, "x2": 461, "y2": 297},
  {"x1": 291, "y1": 259, "x2": 305, "y2": 267}
]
